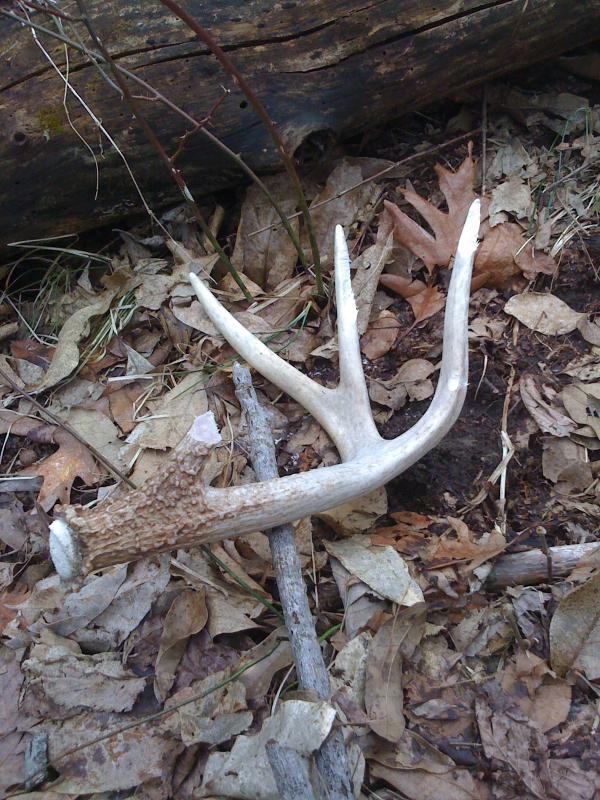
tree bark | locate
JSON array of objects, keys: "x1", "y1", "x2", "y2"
[{"x1": 1, "y1": 0, "x2": 599, "y2": 251}]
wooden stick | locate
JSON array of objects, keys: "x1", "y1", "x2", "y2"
[
  {"x1": 485, "y1": 542, "x2": 600, "y2": 590},
  {"x1": 266, "y1": 741, "x2": 317, "y2": 800},
  {"x1": 232, "y1": 363, "x2": 353, "y2": 800}
]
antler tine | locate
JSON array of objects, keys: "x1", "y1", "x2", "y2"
[
  {"x1": 48, "y1": 201, "x2": 480, "y2": 580},
  {"x1": 332, "y1": 225, "x2": 380, "y2": 454},
  {"x1": 189, "y1": 272, "x2": 344, "y2": 442}
]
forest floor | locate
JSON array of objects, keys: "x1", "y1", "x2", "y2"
[{"x1": 0, "y1": 52, "x2": 599, "y2": 800}]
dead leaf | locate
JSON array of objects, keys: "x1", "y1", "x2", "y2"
[
  {"x1": 369, "y1": 731, "x2": 486, "y2": 800},
  {"x1": 384, "y1": 153, "x2": 477, "y2": 273},
  {"x1": 500, "y1": 650, "x2": 571, "y2": 733},
  {"x1": 33, "y1": 290, "x2": 116, "y2": 391},
  {"x1": 307, "y1": 159, "x2": 381, "y2": 269},
  {"x1": 472, "y1": 217, "x2": 556, "y2": 289},
  {"x1": 353, "y1": 212, "x2": 395, "y2": 334},
  {"x1": 365, "y1": 605, "x2": 426, "y2": 742},
  {"x1": 136, "y1": 372, "x2": 208, "y2": 450},
  {"x1": 155, "y1": 589, "x2": 208, "y2": 701},
  {"x1": 476, "y1": 698, "x2": 548, "y2": 799},
  {"x1": 316, "y1": 486, "x2": 387, "y2": 535},
  {"x1": 45, "y1": 711, "x2": 181, "y2": 793},
  {"x1": 22, "y1": 429, "x2": 99, "y2": 511},
  {"x1": 361, "y1": 310, "x2": 400, "y2": 359},
  {"x1": 23, "y1": 642, "x2": 146, "y2": 712},
  {"x1": 520, "y1": 374, "x2": 577, "y2": 437},
  {"x1": 504, "y1": 293, "x2": 584, "y2": 335},
  {"x1": 489, "y1": 176, "x2": 532, "y2": 225},
  {"x1": 201, "y1": 699, "x2": 336, "y2": 800},
  {"x1": 550, "y1": 571, "x2": 600, "y2": 679},
  {"x1": 231, "y1": 174, "x2": 299, "y2": 289},
  {"x1": 451, "y1": 605, "x2": 513, "y2": 657},
  {"x1": 165, "y1": 670, "x2": 252, "y2": 746},
  {"x1": 325, "y1": 535, "x2": 424, "y2": 607}
]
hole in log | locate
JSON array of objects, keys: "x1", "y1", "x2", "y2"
[
  {"x1": 13, "y1": 131, "x2": 27, "y2": 145},
  {"x1": 239, "y1": 100, "x2": 248, "y2": 109}
]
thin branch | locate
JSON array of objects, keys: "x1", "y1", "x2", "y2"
[
  {"x1": 157, "y1": 0, "x2": 324, "y2": 294},
  {"x1": 73, "y1": 0, "x2": 252, "y2": 302},
  {"x1": 232, "y1": 363, "x2": 353, "y2": 800},
  {"x1": 0, "y1": 7, "x2": 313, "y2": 278}
]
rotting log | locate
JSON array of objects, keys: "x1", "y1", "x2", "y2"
[{"x1": 1, "y1": 0, "x2": 599, "y2": 252}]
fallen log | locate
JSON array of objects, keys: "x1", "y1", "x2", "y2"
[
  {"x1": 1, "y1": 0, "x2": 599, "y2": 252},
  {"x1": 486, "y1": 542, "x2": 600, "y2": 589}
]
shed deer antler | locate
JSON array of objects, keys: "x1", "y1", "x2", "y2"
[{"x1": 49, "y1": 201, "x2": 480, "y2": 579}]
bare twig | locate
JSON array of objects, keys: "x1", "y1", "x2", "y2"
[
  {"x1": 74, "y1": 0, "x2": 252, "y2": 301},
  {"x1": 266, "y1": 741, "x2": 318, "y2": 800},
  {"x1": 0, "y1": 7, "x2": 314, "y2": 274},
  {"x1": 232, "y1": 362, "x2": 353, "y2": 800},
  {"x1": 157, "y1": 0, "x2": 324, "y2": 294}
]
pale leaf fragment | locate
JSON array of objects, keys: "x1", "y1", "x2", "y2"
[
  {"x1": 136, "y1": 372, "x2": 208, "y2": 450},
  {"x1": 201, "y1": 699, "x2": 336, "y2": 800},
  {"x1": 231, "y1": 174, "x2": 299, "y2": 289},
  {"x1": 316, "y1": 486, "x2": 387, "y2": 535},
  {"x1": 550, "y1": 572, "x2": 600, "y2": 679},
  {"x1": 504, "y1": 293, "x2": 585, "y2": 335},
  {"x1": 324, "y1": 535, "x2": 424, "y2": 606}
]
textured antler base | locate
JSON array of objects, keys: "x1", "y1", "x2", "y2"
[{"x1": 50, "y1": 202, "x2": 480, "y2": 579}]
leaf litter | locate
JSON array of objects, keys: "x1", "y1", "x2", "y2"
[{"x1": 1, "y1": 62, "x2": 600, "y2": 800}]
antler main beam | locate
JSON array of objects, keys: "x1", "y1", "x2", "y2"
[{"x1": 49, "y1": 201, "x2": 480, "y2": 579}]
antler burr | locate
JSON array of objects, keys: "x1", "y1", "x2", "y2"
[{"x1": 49, "y1": 201, "x2": 480, "y2": 579}]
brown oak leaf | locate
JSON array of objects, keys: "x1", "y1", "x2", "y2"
[
  {"x1": 383, "y1": 148, "x2": 556, "y2": 289},
  {"x1": 384, "y1": 152, "x2": 477, "y2": 274},
  {"x1": 22, "y1": 429, "x2": 99, "y2": 511}
]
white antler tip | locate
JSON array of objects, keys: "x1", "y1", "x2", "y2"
[
  {"x1": 49, "y1": 519, "x2": 81, "y2": 580},
  {"x1": 189, "y1": 412, "x2": 222, "y2": 446}
]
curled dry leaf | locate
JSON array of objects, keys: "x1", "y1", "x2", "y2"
[
  {"x1": 154, "y1": 588, "x2": 208, "y2": 701},
  {"x1": 352, "y1": 211, "x2": 395, "y2": 334},
  {"x1": 34, "y1": 289, "x2": 116, "y2": 391},
  {"x1": 519, "y1": 373, "x2": 577, "y2": 437},
  {"x1": 550, "y1": 572, "x2": 600, "y2": 680},
  {"x1": 504, "y1": 292, "x2": 585, "y2": 335}
]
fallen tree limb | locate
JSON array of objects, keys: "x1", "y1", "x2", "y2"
[
  {"x1": 232, "y1": 362, "x2": 353, "y2": 800},
  {"x1": 485, "y1": 542, "x2": 600, "y2": 590}
]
